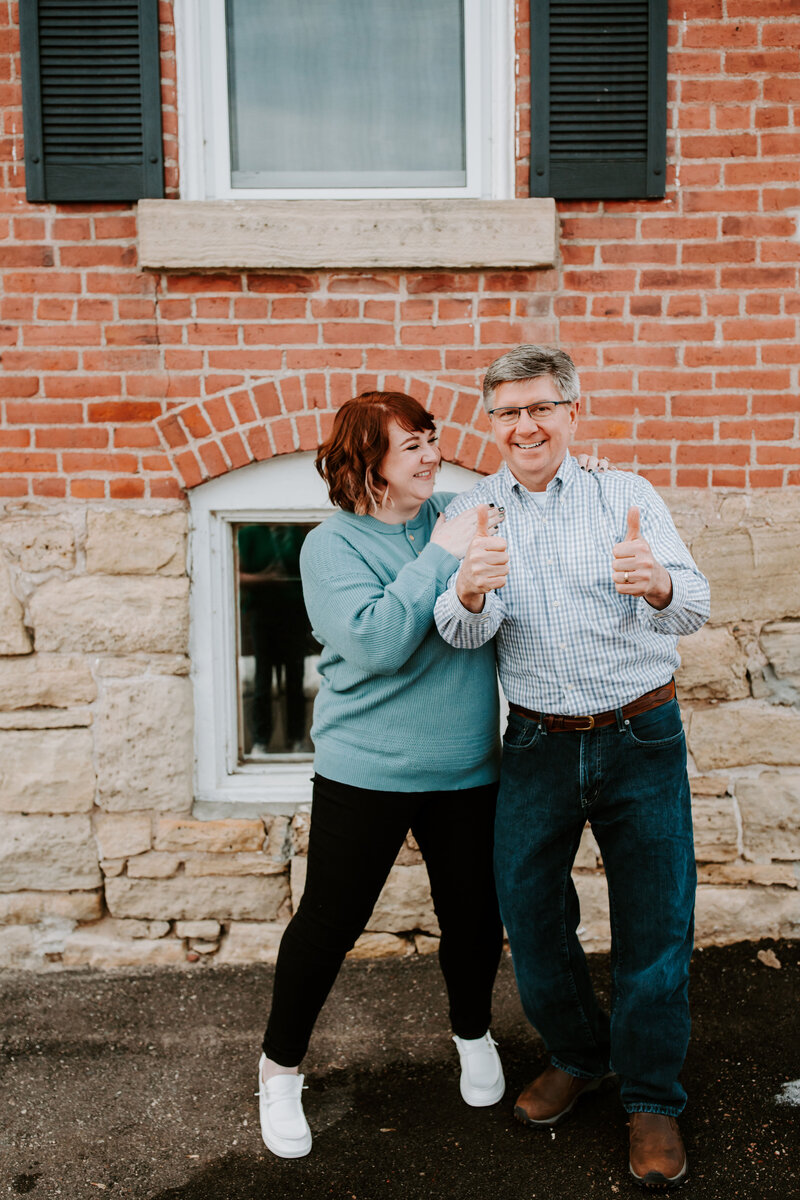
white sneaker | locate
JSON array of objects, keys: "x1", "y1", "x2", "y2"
[
  {"x1": 452, "y1": 1032, "x2": 505, "y2": 1107},
  {"x1": 258, "y1": 1054, "x2": 312, "y2": 1158}
]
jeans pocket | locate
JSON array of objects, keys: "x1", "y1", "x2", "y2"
[
  {"x1": 502, "y1": 712, "x2": 542, "y2": 751},
  {"x1": 625, "y1": 698, "x2": 685, "y2": 748}
]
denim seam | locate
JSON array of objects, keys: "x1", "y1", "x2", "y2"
[
  {"x1": 550, "y1": 1055, "x2": 600, "y2": 1081},
  {"x1": 625, "y1": 729, "x2": 686, "y2": 749},
  {"x1": 625, "y1": 1103, "x2": 686, "y2": 1117}
]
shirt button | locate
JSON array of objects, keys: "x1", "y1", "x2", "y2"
[
  {"x1": 409, "y1": 534, "x2": 414, "y2": 541},
  {"x1": 560, "y1": 643, "x2": 566, "y2": 650},
  {"x1": 554, "y1": 601, "x2": 560, "y2": 608}
]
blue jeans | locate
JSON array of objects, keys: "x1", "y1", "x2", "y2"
[{"x1": 495, "y1": 697, "x2": 695, "y2": 1115}]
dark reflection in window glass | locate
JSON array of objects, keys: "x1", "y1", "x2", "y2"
[{"x1": 235, "y1": 522, "x2": 320, "y2": 761}]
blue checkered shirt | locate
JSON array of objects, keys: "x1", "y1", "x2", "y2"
[{"x1": 434, "y1": 454, "x2": 710, "y2": 715}]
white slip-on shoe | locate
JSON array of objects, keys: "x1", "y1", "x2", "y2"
[
  {"x1": 258, "y1": 1054, "x2": 312, "y2": 1158},
  {"x1": 452, "y1": 1032, "x2": 506, "y2": 1107}
]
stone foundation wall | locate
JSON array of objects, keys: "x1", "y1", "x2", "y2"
[{"x1": 0, "y1": 488, "x2": 798, "y2": 970}]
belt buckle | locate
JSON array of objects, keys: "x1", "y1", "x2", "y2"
[{"x1": 573, "y1": 714, "x2": 595, "y2": 731}]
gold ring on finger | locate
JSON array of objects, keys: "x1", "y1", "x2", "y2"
[{"x1": 624, "y1": 571, "x2": 629, "y2": 583}]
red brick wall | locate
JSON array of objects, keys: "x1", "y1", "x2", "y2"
[{"x1": 1, "y1": 0, "x2": 798, "y2": 498}]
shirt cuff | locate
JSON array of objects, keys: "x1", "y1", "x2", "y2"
[
  {"x1": 449, "y1": 579, "x2": 498, "y2": 621},
  {"x1": 643, "y1": 570, "x2": 686, "y2": 620}
]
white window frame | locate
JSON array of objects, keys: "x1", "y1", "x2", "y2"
[
  {"x1": 175, "y1": 0, "x2": 515, "y2": 202},
  {"x1": 190, "y1": 452, "x2": 486, "y2": 816}
]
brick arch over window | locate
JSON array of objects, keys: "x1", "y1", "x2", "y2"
[{"x1": 155, "y1": 375, "x2": 502, "y2": 491}]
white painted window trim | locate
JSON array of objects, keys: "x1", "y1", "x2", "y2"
[
  {"x1": 175, "y1": 0, "x2": 514, "y2": 202},
  {"x1": 189, "y1": 453, "x2": 486, "y2": 817}
]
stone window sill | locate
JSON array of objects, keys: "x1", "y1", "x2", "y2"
[{"x1": 137, "y1": 198, "x2": 557, "y2": 271}]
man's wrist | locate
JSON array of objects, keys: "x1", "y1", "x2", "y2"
[
  {"x1": 644, "y1": 565, "x2": 673, "y2": 610},
  {"x1": 456, "y1": 583, "x2": 486, "y2": 614}
]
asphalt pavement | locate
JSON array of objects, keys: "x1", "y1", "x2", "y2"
[{"x1": 1, "y1": 939, "x2": 798, "y2": 1200}]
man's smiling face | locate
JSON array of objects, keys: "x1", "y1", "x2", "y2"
[{"x1": 488, "y1": 376, "x2": 579, "y2": 492}]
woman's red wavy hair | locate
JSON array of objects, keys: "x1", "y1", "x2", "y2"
[{"x1": 315, "y1": 391, "x2": 435, "y2": 514}]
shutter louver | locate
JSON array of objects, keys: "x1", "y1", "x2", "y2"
[
  {"x1": 20, "y1": 0, "x2": 164, "y2": 203},
  {"x1": 530, "y1": 0, "x2": 667, "y2": 200}
]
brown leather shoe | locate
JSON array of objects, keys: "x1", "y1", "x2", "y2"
[
  {"x1": 628, "y1": 1112, "x2": 688, "y2": 1189},
  {"x1": 514, "y1": 1064, "x2": 606, "y2": 1127}
]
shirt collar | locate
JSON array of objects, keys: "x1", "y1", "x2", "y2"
[{"x1": 500, "y1": 451, "x2": 577, "y2": 501}]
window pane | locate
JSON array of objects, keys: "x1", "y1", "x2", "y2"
[
  {"x1": 226, "y1": 0, "x2": 466, "y2": 188},
  {"x1": 235, "y1": 523, "x2": 320, "y2": 760}
]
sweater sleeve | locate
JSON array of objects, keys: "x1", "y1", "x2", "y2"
[{"x1": 300, "y1": 528, "x2": 460, "y2": 676}]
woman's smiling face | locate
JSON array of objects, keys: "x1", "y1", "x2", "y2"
[{"x1": 377, "y1": 419, "x2": 441, "y2": 519}]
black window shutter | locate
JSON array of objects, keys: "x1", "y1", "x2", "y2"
[
  {"x1": 530, "y1": 0, "x2": 667, "y2": 200},
  {"x1": 20, "y1": 0, "x2": 164, "y2": 203}
]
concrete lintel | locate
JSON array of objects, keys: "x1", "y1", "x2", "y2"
[{"x1": 137, "y1": 198, "x2": 558, "y2": 270}]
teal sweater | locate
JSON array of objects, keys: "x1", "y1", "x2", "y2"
[{"x1": 300, "y1": 494, "x2": 500, "y2": 792}]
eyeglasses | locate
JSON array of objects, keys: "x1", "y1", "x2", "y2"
[{"x1": 487, "y1": 400, "x2": 573, "y2": 425}]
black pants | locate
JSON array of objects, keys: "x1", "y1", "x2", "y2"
[{"x1": 263, "y1": 774, "x2": 504, "y2": 1067}]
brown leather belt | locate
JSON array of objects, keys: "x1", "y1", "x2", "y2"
[{"x1": 508, "y1": 680, "x2": 676, "y2": 733}]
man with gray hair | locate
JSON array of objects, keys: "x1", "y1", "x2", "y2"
[{"x1": 435, "y1": 345, "x2": 709, "y2": 1189}]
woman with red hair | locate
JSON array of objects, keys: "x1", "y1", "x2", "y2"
[{"x1": 257, "y1": 391, "x2": 508, "y2": 1157}]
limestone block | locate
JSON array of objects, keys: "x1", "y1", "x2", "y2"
[
  {"x1": 86, "y1": 510, "x2": 187, "y2": 576},
  {"x1": 690, "y1": 775, "x2": 732, "y2": 797},
  {"x1": 263, "y1": 815, "x2": 291, "y2": 863},
  {"x1": 189, "y1": 939, "x2": 219, "y2": 954},
  {"x1": 0, "y1": 890, "x2": 102, "y2": 924},
  {"x1": 574, "y1": 826, "x2": 601, "y2": 869},
  {"x1": 216, "y1": 921, "x2": 286, "y2": 964},
  {"x1": 61, "y1": 926, "x2": 185, "y2": 968},
  {"x1": 0, "y1": 919, "x2": 76, "y2": 969},
  {"x1": 101, "y1": 859, "x2": 126, "y2": 877},
  {"x1": 688, "y1": 703, "x2": 800, "y2": 771},
  {"x1": 93, "y1": 813, "x2": 151, "y2": 861},
  {"x1": 366, "y1": 863, "x2": 440, "y2": 936},
  {"x1": 105, "y1": 918, "x2": 171, "y2": 939},
  {"x1": 0, "y1": 517, "x2": 75, "y2": 571},
  {"x1": 413, "y1": 933, "x2": 440, "y2": 955},
  {"x1": 0, "y1": 728, "x2": 95, "y2": 813},
  {"x1": 573, "y1": 873, "x2": 611, "y2": 953},
  {"x1": 93, "y1": 654, "x2": 191, "y2": 677},
  {"x1": 105, "y1": 874, "x2": 289, "y2": 921},
  {"x1": 138, "y1": 197, "x2": 558, "y2": 271},
  {"x1": 754, "y1": 620, "x2": 800, "y2": 705},
  {"x1": 395, "y1": 832, "x2": 424, "y2": 866},
  {"x1": 695, "y1": 884, "x2": 800, "y2": 946},
  {"x1": 290, "y1": 811, "x2": 310, "y2": 856},
  {"x1": 154, "y1": 817, "x2": 264, "y2": 853},
  {"x1": 675, "y1": 628, "x2": 749, "y2": 701},
  {"x1": 697, "y1": 863, "x2": 797, "y2": 888},
  {"x1": 692, "y1": 796, "x2": 739, "y2": 862},
  {"x1": 175, "y1": 920, "x2": 221, "y2": 939},
  {"x1": 0, "y1": 814, "x2": 101, "y2": 892},
  {"x1": 126, "y1": 852, "x2": 182, "y2": 878},
  {"x1": 0, "y1": 554, "x2": 31, "y2": 654},
  {"x1": 0, "y1": 654, "x2": 96, "y2": 710},
  {"x1": 760, "y1": 620, "x2": 800, "y2": 681},
  {"x1": 691, "y1": 526, "x2": 800, "y2": 623},
  {"x1": 347, "y1": 932, "x2": 415, "y2": 959},
  {"x1": 183, "y1": 853, "x2": 285, "y2": 876},
  {"x1": 0, "y1": 708, "x2": 92, "y2": 729},
  {"x1": 95, "y1": 676, "x2": 193, "y2": 812},
  {"x1": 736, "y1": 772, "x2": 800, "y2": 860},
  {"x1": 29, "y1": 575, "x2": 189, "y2": 653},
  {"x1": 290, "y1": 855, "x2": 307, "y2": 912}
]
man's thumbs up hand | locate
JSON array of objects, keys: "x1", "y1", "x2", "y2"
[
  {"x1": 625, "y1": 505, "x2": 641, "y2": 542},
  {"x1": 612, "y1": 506, "x2": 673, "y2": 610},
  {"x1": 456, "y1": 503, "x2": 509, "y2": 613}
]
